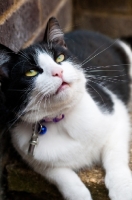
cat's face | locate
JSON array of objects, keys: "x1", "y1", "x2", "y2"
[{"x1": 0, "y1": 17, "x2": 86, "y2": 124}]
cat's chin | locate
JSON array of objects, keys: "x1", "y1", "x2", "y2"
[
  {"x1": 21, "y1": 88, "x2": 81, "y2": 124},
  {"x1": 21, "y1": 80, "x2": 85, "y2": 124}
]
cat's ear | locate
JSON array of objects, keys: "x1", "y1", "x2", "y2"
[
  {"x1": 0, "y1": 44, "x2": 14, "y2": 81},
  {"x1": 43, "y1": 17, "x2": 66, "y2": 47}
]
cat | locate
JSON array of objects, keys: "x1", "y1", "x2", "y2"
[{"x1": 0, "y1": 17, "x2": 132, "y2": 200}]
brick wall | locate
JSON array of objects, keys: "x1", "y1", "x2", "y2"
[
  {"x1": 0, "y1": 0, "x2": 72, "y2": 52},
  {"x1": 73, "y1": 0, "x2": 132, "y2": 38}
]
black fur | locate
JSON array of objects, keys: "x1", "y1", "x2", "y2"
[{"x1": 65, "y1": 31, "x2": 130, "y2": 111}]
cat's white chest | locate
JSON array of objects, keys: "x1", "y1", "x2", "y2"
[
  {"x1": 11, "y1": 94, "x2": 112, "y2": 169},
  {"x1": 11, "y1": 120, "x2": 93, "y2": 169}
]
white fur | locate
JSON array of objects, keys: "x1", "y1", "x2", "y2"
[
  {"x1": 117, "y1": 40, "x2": 132, "y2": 75},
  {"x1": 117, "y1": 40, "x2": 132, "y2": 112},
  {"x1": 11, "y1": 49, "x2": 132, "y2": 200}
]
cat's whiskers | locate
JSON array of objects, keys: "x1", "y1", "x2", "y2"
[
  {"x1": 47, "y1": 94, "x2": 54, "y2": 114},
  {"x1": 87, "y1": 82, "x2": 106, "y2": 108},
  {"x1": 11, "y1": 60, "x2": 25, "y2": 70},
  {"x1": 34, "y1": 99, "x2": 42, "y2": 123},
  {"x1": 81, "y1": 43, "x2": 106, "y2": 66},
  {"x1": 95, "y1": 75, "x2": 127, "y2": 82},
  {"x1": 81, "y1": 40, "x2": 118, "y2": 67},
  {"x1": 8, "y1": 89, "x2": 29, "y2": 92},
  {"x1": 88, "y1": 69, "x2": 125, "y2": 73},
  {"x1": 14, "y1": 46, "x2": 31, "y2": 62},
  {"x1": 25, "y1": 88, "x2": 52, "y2": 122},
  {"x1": 85, "y1": 72, "x2": 127, "y2": 78},
  {"x1": 83, "y1": 63, "x2": 130, "y2": 72},
  {"x1": 6, "y1": 106, "x2": 29, "y2": 132},
  {"x1": 5, "y1": 85, "x2": 33, "y2": 124},
  {"x1": 86, "y1": 74, "x2": 127, "y2": 81},
  {"x1": 86, "y1": 74, "x2": 127, "y2": 84}
]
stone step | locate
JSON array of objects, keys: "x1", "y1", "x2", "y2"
[
  {"x1": 5, "y1": 142, "x2": 132, "y2": 200},
  {"x1": 6, "y1": 163, "x2": 108, "y2": 200}
]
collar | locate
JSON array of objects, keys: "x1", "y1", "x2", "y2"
[
  {"x1": 28, "y1": 114, "x2": 64, "y2": 156},
  {"x1": 41, "y1": 114, "x2": 65, "y2": 123}
]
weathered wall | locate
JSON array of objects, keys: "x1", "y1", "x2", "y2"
[
  {"x1": 73, "y1": 0, "x2": 132, "y2": 38},
  {"x1": 0, "y1": 0, "x2": 72, "y2": 52}
]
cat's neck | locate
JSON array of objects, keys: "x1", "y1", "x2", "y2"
[{"x1": 42, "y1": 114, "x2": 65, "y2": 123}]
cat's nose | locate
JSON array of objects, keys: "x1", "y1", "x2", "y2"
[{"x1": 52, "y1": 67, "x2": 63, "y2": 79}]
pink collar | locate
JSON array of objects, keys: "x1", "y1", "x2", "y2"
[{"x1": 41, "y1": 114, "x2": 64, "y2": 123}]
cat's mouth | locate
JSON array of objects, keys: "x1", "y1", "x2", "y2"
[{"x1": 56, "y1": 82, "x2": 70, "y2": 94}]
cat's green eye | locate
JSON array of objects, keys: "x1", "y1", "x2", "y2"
[
  {"x1": 56, "y1": 54, "x2": 65, "y2": 63},
  {"x1": 25, "y1": 69, "x2": 38, "y2": 77}
]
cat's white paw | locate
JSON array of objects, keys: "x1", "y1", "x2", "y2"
[
  {"x1": 109, "y1": 186, "x2": 132, "y2": 200},
  {"x1": 105, "y1": 174, "x2": 132, "y2": 200},
  {"x1": 43, "y1": 168, "x2": 93, "y2": 200},
  {"x1": 65, "y1": 188, "x2": 92, "y2": 200},
  {"x1": 61, "y1": 181, "x2": 93, "y2": 200}
]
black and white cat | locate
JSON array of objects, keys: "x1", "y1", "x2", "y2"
[{"x1": 0, "y1": 17, "x2": 132, "y2": 200}]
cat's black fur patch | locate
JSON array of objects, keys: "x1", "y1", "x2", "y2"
[{"x1": 65, "y1": 31, "x2": 130, "y2": 112}]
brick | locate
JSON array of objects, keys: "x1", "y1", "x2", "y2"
[
  {"x1": 6, "y1": 141, "x2": 132, "y2": 200},
  {"x1": 23, "y1": 0, "x2": 72, "y2": 47},
  {"x1": 6, "y1": 162, "x2": 108, "y2": 200},
  {"x1": 74, "y1": 12, "x2": 132, "y2": 38},
  {"x1": 73, "y1": 0, "x2": 132, "y2": 14},
  {"x1": 0, "y1": 0, "x2": 40, "y2": 52},
  {"x1": 39, "y1": 0, "x2": 62, "y2": 25},
  {"x1": 0, "y1": 0, "x2": 14, "y2": 16},
  {"x1": 56, "y1": 0, "x2": 72, "y2": 32}
]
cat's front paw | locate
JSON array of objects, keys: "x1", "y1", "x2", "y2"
[
  {"x1": 66, "y1": 189, "x2": 92, "y2": 200},
  {"x1": 105, "y1": 174, "x2": 132, "y2": 200}
]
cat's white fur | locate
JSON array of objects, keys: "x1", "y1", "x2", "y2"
[
  {"x1": 117, "y1": 40, "x2": 132, "y2": 112},
  {"x1": 11, "y1": 47, "x2": 132, "y2": 200}
]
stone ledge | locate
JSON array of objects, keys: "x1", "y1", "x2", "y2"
[
  {"x1": 6, "y1": 162, "x2": 109, "y2": 200},
  {"x1": 6, "y1": 141, "x2": 132, "y2": 200}
]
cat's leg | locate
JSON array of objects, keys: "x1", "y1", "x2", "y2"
[
  {"x1": 43, "y1": 167, "x2": 92, "y2": 200},
  {"x1": 102, "y1": 128, "x2": 132, "y2": 200}
]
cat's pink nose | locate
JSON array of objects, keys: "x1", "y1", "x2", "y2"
[{"x1": 52, "y1": 67, "x2": 63, "y2": 79}]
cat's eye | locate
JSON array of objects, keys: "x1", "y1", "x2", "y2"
[
  {"x1": 56, "y1": 54, "x2": 65, "y2": 63},
  {"x1": 25, "y1": 69, "x2": 38, "y2": 77}
]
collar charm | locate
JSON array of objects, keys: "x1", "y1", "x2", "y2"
[
  {"x1": 39, "y1": 124, "x2": 47, "y2": 135},
  {"x1": 28, "y1": 123, "x2": 47, "y2": 155},
  {"x1": 28, "y1": 114, "x2": 64, "y2": 156}
]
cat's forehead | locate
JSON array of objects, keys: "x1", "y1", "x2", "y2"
[
  {"x1": 19, "y1": 44, "x2": 69, "y2": 68},
  {"x1": 37, "y1": 51, "x2": 54, "y2": 67},
  {"x1": 19, "y1": 43, "x2": 66, "y2": 63}
]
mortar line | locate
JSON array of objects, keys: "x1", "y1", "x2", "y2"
[
  {"x1": 0, "y1": 0, "x2": 30, "y2": 25},
  {"x1": 22, "y1": 0, "x2": 67, "y2": 49}
]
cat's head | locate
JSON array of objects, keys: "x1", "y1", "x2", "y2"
[{"x1": 0, "y1": 17, "x2": 86, "y2": 124}]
